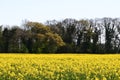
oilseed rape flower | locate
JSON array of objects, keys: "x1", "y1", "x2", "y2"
[{"x1": 0, "y1": 54, "x2": 119, "y2": 80}]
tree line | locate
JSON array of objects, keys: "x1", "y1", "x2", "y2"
[{"x1": 0, "y1": 17, "x2": 120, "y2": 53}]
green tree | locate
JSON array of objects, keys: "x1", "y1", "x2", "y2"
[
  {"x1": 92, "y1": 27, "x2": 100, "y2": 53},
  {"x1": 24, "y1": 21, "x2": 65, "y2": 53},
  {"x1": 77, "y1": 20, "x2": 93, "y2": 53},
  {"x1": 0, "y1": 25, "x2": 3, "y2": 52},
  {"x1": 104, "y1": 18, "x2": 116, "y2": 53},
  {"x1": 8, "y1": 26, "x2": 28, "y2": 53},
  {"x1": 2, "y1": 27, "x2": 10, "y2": 53}
]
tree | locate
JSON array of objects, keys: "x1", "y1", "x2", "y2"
[
  {"x1": 0, "y1": 25, "x2": 3, "y2": 52},
  {"x1": 103, "y1": 18, "x2": 116, "y2": 53},
  {"x1": 24, "y1": 21, "x2": 65, "y2": 53},
  {"x1": 1, "y1": 18, "x2": 120, "y2": 53},
  {"x1": 92, "y1": 27, "x2": 100, "y2": 53},
  {"x1": 8, "y1": 26, "x2": 28, "y2": 53},
  {"x1": 76, "y1": 20, "x2": 93, "y2": 53},
  {"x1": 2, "y1": 27, "x2": 10, "y2": 53}
]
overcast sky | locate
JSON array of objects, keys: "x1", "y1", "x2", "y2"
[{"x1": 0, "y1": 0, "x2": 120, "y2": 26}]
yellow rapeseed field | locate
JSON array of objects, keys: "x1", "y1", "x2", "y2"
[{"x1": 0, "y1": 54, "x2": 120, "y2": 80}]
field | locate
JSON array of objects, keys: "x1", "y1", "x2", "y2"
[{"x1": 0, "y1": 54, "x2": 120, "y2": 80}]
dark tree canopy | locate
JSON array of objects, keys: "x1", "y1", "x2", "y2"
[{"x1": 0, "y1": 18, "x2": 120, "y2": 53}]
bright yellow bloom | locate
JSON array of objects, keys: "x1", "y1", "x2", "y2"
[{"x1": 0, "y1": 54, "x2": 119, "y2": 80}]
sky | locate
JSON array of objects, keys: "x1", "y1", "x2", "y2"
[{"x1": 0, "y1": 0, "x2": 120, "y2": 26}]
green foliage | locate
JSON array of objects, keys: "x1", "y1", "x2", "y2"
[
  {"x1": 0, "y1": 18, "x2": 120, "y2": 53},
  {"x1": 23, "y1": 21, "x2": 65, "y2": 53}
]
